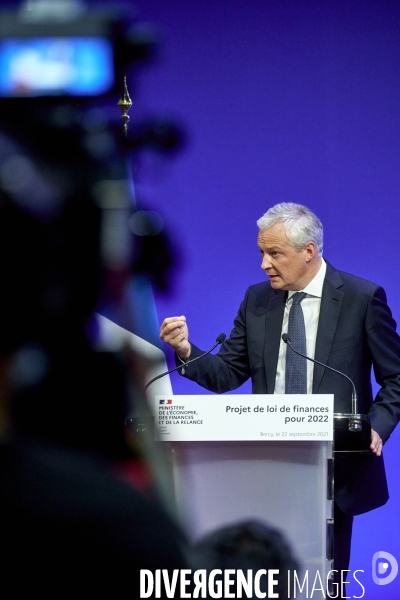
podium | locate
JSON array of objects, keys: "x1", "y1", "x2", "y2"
[
  {"x1": 126, "y1": 394, "x2": 372, "y2": 599},
  {"x1": 150, "y1": 394, "x2": 334, "y2": 599}
]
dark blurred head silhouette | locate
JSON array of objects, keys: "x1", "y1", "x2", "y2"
[{"x1": 192, "y1": 520, "x2": 300, "y2": 599}]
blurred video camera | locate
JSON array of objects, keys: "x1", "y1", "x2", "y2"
[
  {"x1": 0, "y1": 0, "x2": 154, "y2": 100},
  {"x1": 0, "y1": 2, "x2": 180, "y2": 473}
]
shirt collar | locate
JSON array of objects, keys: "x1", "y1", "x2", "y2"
[{"x1": 287, "y1": 258, "x2": 326, "y2": 300}]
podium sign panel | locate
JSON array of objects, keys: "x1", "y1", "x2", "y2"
[{"x1": 155, "y1": 394, "x2": 334, "y2": 441}]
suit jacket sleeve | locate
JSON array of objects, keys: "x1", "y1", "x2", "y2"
[
  {"x1": 175, "y1": 289, "x2": 253, "y2": 393},
  {"x1": 365, "y1": 285, "x2": 400, "y2": 442}
]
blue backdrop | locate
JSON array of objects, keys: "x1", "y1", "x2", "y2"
[{"x1": 130, "y1": 1, "x2": 400, "y2": 597}]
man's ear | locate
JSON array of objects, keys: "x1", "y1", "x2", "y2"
[{"x1": 305, "y1": 241, "x2": 317, "y2": 262}]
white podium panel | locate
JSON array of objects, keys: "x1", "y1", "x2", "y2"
[{"x1": 169, "y1": 441, "x2": 331, "y2": 593}]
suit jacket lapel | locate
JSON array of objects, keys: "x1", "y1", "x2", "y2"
[
  {"x1": 313, "y1": 262, "x2": 344, "y2": 392},
  {"x1": 264, "y1": 290, "x2": 286, "y2": 393}
]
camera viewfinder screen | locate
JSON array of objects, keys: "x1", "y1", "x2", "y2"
[{"x1": 0, "y1": 36, "x2": 114, "y2": 96}]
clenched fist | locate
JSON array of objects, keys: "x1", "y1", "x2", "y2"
[{"x1": 160, "y1": 316, "x2": 191, "y2": 360}]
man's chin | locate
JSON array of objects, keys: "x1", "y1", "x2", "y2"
[{"x1": 269, "y1": 277, "x2": 283, "y2": 289}]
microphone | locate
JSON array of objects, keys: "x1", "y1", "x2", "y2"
[
  {"x1": 282, "y1": 333, "x2": 362, "y2": 431},
  {"x1": 144, "y1": 333, "x2": 226, "y2": 391}
]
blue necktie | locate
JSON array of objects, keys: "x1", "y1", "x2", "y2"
[{"x1": 285, "y1": 292, "x2": 307, "y2": 394}]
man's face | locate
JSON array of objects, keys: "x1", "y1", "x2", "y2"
[{"x1": 257, "y1": 223, "x2": 314, "y2": 291}]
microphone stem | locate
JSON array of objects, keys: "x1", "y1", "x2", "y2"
[
  {"x1": 144, "y1": 339, "x2": 220, "y2": 391},
  {"x1": 352, "y1": 390, "x2": 357, "y2": 416},
  {"x1": 285, "y1": 339, "x2": 359, "y2": 414}
]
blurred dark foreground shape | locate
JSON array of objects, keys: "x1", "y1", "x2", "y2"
[{"x1": 0, "y1": 1, "x2": 190, "y2": 595}]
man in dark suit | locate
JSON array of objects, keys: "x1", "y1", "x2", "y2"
[{"x1": 160, "y1": 202, "x2": 400, "y2": 588}]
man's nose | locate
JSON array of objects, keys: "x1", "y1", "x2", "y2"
[{"x1": 261, "y1": 255, "x2": 272, "y2": 270}]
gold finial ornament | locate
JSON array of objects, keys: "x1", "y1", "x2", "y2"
[{"x1": 117, "y1": 76, "x2": 132, "y2": 138}]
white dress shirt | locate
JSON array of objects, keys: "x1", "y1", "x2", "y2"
[{"x1": 274, "y1": 259, "x2": 326, "y2": 394}]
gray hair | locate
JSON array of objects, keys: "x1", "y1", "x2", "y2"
[{"x1": 257, "y1": 202, "x2": 323, "y2": 256}]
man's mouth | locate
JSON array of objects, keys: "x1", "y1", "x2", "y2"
[{"x1": 268, "y1": 274, "x2": 282, "y2": 285}]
